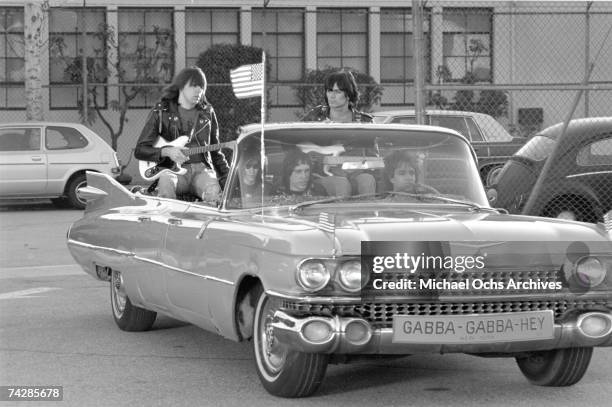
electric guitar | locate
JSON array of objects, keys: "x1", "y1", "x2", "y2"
[{"x1": 139, "y1": 136, "x2": 234, "y2": 181}]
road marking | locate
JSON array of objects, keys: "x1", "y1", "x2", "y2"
[
  {"x1": 0, "y1": 287, "x2": 61, "y2": 300},
  {"x1": 0, "y1": 264, "x2": 85, "y2": 279}
]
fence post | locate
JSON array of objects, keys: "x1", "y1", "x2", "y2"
[
  {"x1": 412, "y1": 0, "x2": 426, "y2": 125},
  {"x1": 80, "y1": 1, "x2": 88, "y2": 121}
]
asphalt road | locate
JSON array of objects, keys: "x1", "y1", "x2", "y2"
[{"x1": 0, "y1": 202, "x2": 611, "y2": 406}]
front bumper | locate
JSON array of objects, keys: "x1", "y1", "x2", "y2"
[{"x1": 271, "y1": 310, "x2": 612, "y2": 354}]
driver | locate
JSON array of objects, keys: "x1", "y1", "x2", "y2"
[{"x1": 383, "y1": 150, "x2": 437, "y2": 194}]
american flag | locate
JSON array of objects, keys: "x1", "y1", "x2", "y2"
[{"x1": 230, "y1": 63, "x2": 263, "y2": 99}]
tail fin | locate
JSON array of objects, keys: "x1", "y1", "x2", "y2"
[{"x1": 81, "y1": 171, "x2": 140, "y2": 212}]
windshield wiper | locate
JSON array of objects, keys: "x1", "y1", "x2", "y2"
[{"x1": 385, "y1": 191, "x2": 499, "y2": 213}]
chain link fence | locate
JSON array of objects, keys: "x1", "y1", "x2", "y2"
[{"x1": 1, "y1": 3, "x2": 610, "y2": 220}]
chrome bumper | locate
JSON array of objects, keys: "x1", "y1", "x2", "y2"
[{"x1": 271, "y1": 310, "x2": 612, "y2": 354}]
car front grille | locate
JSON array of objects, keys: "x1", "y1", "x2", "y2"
[{"x1": 276, "y1": 298, "x2": 610, "y2": 328}]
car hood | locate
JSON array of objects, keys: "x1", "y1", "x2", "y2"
[{"x1": 257, "y1": 205, "x2": 611, "y2": 258}]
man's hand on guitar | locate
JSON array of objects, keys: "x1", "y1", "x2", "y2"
[{"x1": 161, "y1": 146, "x2": 188, "y2": 165}]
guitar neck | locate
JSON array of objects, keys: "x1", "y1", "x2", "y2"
[{"x1": 184, "y1": 141, "x2": 234, "y2": 156}]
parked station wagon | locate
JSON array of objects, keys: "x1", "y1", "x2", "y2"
[
  {"x1": 67, "y1": 123, "x2": 612, "y2": 397},
  {"x1": 0, "y1": 122, "x2": 120, "y2": 209}
]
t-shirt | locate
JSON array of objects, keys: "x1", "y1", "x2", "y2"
[{"x1": 178, "y1": 105, "x2": 199, "y2": 137}]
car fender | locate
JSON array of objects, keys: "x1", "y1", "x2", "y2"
[{"x1": 534, "y1": 178, "x2": 603, "y2": 218}]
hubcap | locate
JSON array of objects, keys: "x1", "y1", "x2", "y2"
[
  {"x1": 75, "y1": 180, "x2": 87, "y2": 205},
  {"x1": 111, "y1": 270, "x2": 127, "y2": 316},
  {"x1": 259, "y1": 297, "x2": 287, "y2": 375}
]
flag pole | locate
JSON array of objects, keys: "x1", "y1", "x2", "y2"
[{"x1": 260, "y1": 51, "x2": 266, "y2": 214}]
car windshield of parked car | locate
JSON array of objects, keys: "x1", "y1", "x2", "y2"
[{"x1": 225, "y1": 127, "x2": 488, "y2": 209}]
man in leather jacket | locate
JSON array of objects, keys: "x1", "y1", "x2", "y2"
[{"x1": 134, "y1": 66, "x2": 229, "y2": 201}]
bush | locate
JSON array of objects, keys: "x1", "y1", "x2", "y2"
[
  {"x1": 293, "y1": 67, "x2": 383, "y2": 118},
  {"x1": 196, "y1": 44, "x2": 271, "y2": 142}
]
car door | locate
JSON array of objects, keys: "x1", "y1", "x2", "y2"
[
  {"x1": 44, "y1": 125, "x2": 90, "y2": 194},
  {"x1": 0, "y1": 127, "x2": 47, "y2": 196},
  {"x1": 162, "y1": 201, "x2": 225, "y2": 330}
]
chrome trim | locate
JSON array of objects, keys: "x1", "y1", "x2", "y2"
[
  {"x1": 266, "y1": 290, "x2": 360, "y2": 303},
  {"x1": 272, "y1": 310, "x2": 612, "y2": 354},
  {"x1": 68, "y1": 239, "x2": 233, "y2": 286},
  {"x1": 265, "y1": 290, "x2": 612, "y2": 304},
  {"x1": 566, "y1": 170, "x2": 612, "y2": 178},
  {"x1": 133, "y1": 256, "x2": 234, "y2": 286},
  {"x1": 67, "y1": 239, "x2": 134, "y2": 257}
]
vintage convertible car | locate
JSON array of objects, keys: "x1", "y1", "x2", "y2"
[{"x1": 67, "y1": 123, "x2": 612, "y2": 398}]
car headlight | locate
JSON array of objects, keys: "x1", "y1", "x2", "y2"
[
  {"x1": 338, "y1": 260, "x2": 363, "y2": 292},
  {"x1": 296, "y1": 260, "x2": 330, "y2": 292},
  {"x1": 575, "y1": 257, "x2": 606, "y2": 288}
]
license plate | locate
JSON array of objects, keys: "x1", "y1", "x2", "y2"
[{"x1": 392, "y1": 310, "x2": 554, "y2": 344}]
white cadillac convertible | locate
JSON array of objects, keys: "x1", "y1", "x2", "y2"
[{"x1": 67, "y1": 123, "x2": 612, "y2": 397}]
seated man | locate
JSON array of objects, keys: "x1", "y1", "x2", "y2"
[
  {"x1": 383, "y1": 150, "x2": 438, "y2": 194},
  {"x1": 275, "y1": 149, "x2": 327, "y2": 197},
  {"x1": 234, "y1": 153, "x2": 268, "y2": 207}
]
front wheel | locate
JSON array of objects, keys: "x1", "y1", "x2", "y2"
[
  {"x1": 516, "y1": 347, "x2": 593, "y2": 386},
  {"x1": 253, "y1": 288, "x2": 329, "y2": 398},
  {"x1": 543, "y1": 199, "x2": 596, "y2": 223},
  {"x1": 111, "y1": 269, "x2": 156, "y2": 331}
]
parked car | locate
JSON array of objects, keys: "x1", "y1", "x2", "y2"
[
  {"x1": 0, "y1": 122, "x2": 120, "y2": 209},
  {"x1": 67, "y1": 122, "x2": 612, "y2": 398},
  {"x1": 372, "y1": 109, "x2": 526, "y2": 186},
  {"x1": 488, "y1": 117, "x2": 612, "y2": 223}
]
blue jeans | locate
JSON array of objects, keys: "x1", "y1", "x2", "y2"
[{"x1": 157, "y1": 162, "x2": 220, "y2": 200}]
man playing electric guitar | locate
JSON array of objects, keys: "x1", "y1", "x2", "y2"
[{"x1": 134, "y1": 66, "x2": 229, "y2": 201}]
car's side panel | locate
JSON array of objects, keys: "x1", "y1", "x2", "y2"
[
  {"x1": 161, "y1": 204, "x2": 221, "y2": 331},
  {"x1": 0, "y1": 126, "x2": 47, "y2": 196},
  {"x1": 0, "y1": 149, "x2": 48, "y2": 195}
]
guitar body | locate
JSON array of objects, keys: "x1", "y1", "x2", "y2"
[
  {"x1": 138, "y1": 136, "x2": 234, "y2": 182},
  {"x1": 139, "y1": 136, "x2": 190, "y2": 181}
]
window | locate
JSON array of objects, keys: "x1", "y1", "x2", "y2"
[
  {"x1": 431, "y1": 115, "x2": 470, "y2": 140},
  {"x1": 118, "y1": 8, "x2": 174, "y2": 108},
  {"x1": 49, "y1": 8, "x2": 107, "y2": 109},
  {"x1": 0, "y1": 7, "x2": 25, "y2": 109},
  {"x1": 577, "y1": 137, "x2": 612, "y2": 166},
  {"x1": 466, "y1": 118, "x2": 484, "y2": 141},
  {"x1": 0, "y1": 128, "x2": 41, "y2": 151},
  {"x1": 46, "y1": 126, "x2": 89, "y2": 150},
  {"x1": 380, "y1": 8, "x2": 430, "y2": 105},
  {"x1": 185, "y1": 8, "x2": 239, "y2": 67},
  {"x1": 442, "y1": 8, "x2": 492, "y2": 82},
  {"x1": 317, "y1": 8, "x2": 367, "y2": 73},
  {"x1": 252, "y1": 8, "x2": 304, "y2": 107}
]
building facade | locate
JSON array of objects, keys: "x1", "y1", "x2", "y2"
[{"x1": 1, "y1": 0, "x2": 611, "y2": 179}]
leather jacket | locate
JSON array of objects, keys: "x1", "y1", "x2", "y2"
[
  {"x1": 134, "y1": 98, "x2": 229, "y2": 188},
  {"x1": 301, "y1": 105, "x2": 373, "y2": 123}
]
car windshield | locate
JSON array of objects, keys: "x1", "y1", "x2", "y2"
[{"x1": 225, "y1": 127, "x2": 489, "y2": 209}]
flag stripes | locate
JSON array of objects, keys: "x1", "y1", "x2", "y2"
[{"x1": 230, "y1": 63, "x2": 263, "y2": 99}]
